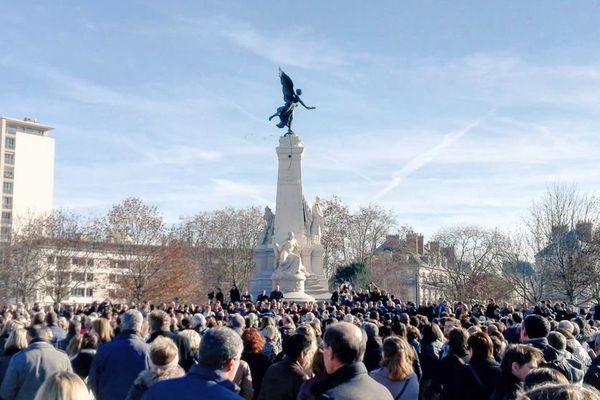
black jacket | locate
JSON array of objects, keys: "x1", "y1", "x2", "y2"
[
  {"x1": 148, "y1": 330, "x2": 195, "y2": 372},
  {"x1": 310, "y1": 362, "x2": 393, "y2": 400},
  {"x1": 491, "y1": 373, "x2": 522, "y2": 400},
  {"x1": 584, "y1": 356, "x2": 600, "y2": 390}
]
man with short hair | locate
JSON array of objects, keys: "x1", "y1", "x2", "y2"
[
  {"x1": 583, "y1": 333, "x2": 600, "y2": 390},
  {"x1": 520, "y1": 314, "x2": 583, "y2": 382},
  {"x1": 491, "y1": 344, "x2": 542, "y2": 400},
  {"x1": 142, "y1": 327, "x2": 244, "y2": 400},
  {"x1": 89, "y1": 310, "x2": 150, "y2": 400},
  {"x1": 258, "y1": 333, "x2": 310, "y2": 400},
  {"x1": 45, "y1": 311, "x2": 66, "y2": 346},
  {"x1": 147, "y1": 310, "x2": 194, "y2": 371},
  {"x1": 310, "y1": 322, "x2": 393, "y2": 400},
  {"x1": 0, "y1": 325, "x2": 72, "y2": 400}
]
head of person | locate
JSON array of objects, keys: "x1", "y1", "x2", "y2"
[
  {"x1": 148, "y1": 310, "x2": 170, "y2": 333},
  {"x1": 33, "y1": 371, "x2": 90, "y2": 400},
  {"x1": 521, "y1": 383, "x2": 600, "y2": 400},
  {"x1": 179, "y1": 329, "x2": 201, "y2": 352},
  {"x1": 198, "y1": 327, "x2": 243, "y2": 381},
  {"x1": 501, "y1": 344, "x2": 543, "y2": 381},
  {"x1": 4, "y1": 327, "x2": 27, "y2": 353},
  {"x1": 120, "y1": 310, "x2": 143, "y2": 333},
  {"x1": 242, "y1": 328, "x2": 265, "y2": 354},
  {"x1": 468, "y1": 331, "x2": 494, "y2": 359},
  {"x1": 284, "y1": 333, "x2": 312, "y2": 368},
  {"x1": 381, "y1": 336, "x2": 414, "y2": 382},
  {"x1": 547, "y1": 331, "x2": 567, "y2": 352},
  {"x1": 521, "y1": 315, "x2": 550, "y2": 341},
  {"x1": 92, "y1": 318, "x2": 113, "y2": 343},
  {"x1": 321, "y1": 322, "x2": 366, "y2": 374},
  {"x1": 228, "y1": 314, "x2": 245, "y2": 336},
  {"x1": 45, "y1": 311, "x2": 58, "y2": 326},
  {"x1": 27, "y1": 324, "x2": 53, "y2": 343},
  {"x1": 447, "y1": 328, "x2": 468, "y2": 355},
  {"x1": 523, "y1": 367, "x2": 569, "y2": 390},
  {"x1": 149, "y1": 337, "x2": 180, "y2": 371}
]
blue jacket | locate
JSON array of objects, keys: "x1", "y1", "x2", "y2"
[
  {"x1": 88, "y1": 330, "x2": 150, "y2": 400},
  {"x1": 141, "y1": 364, "x2": 244, "y2": 400}
]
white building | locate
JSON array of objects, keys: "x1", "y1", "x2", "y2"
[{"x1": 0, "y1": 117, "x2": 55, "y2": 240}]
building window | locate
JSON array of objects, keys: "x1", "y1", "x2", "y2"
[
  {"x1": 1, "y1": 212, "x2": 11, "y2": 222},
  {"x1": 4, "y1": 137, "x2": 15, "y2": 150},
  {"x1": 87, "y1": 258, "x2": 94, "y2": 267},
  {"x1": 86, "y1": 273, "x2": 94, "y2": 282},
  {"x1": 72, "y1": 272, "x2": 85, "y2": 282},
  {"x1": 3, "y1": 168, "x2": 13, "y2": 180},
  {"x1": 108, "y1": 274, "x2": 118, "y2": 283},
  {"x1": 47, "y1": 256, "x2": 55, "y2": 264},
  {"x1": 2, "y1": 197, "x2": 11, "y2": 208},
  {"x1": 6, "y1": 126, "x2": 16, "y2": 135},
  {"x1": 86, "y1": 288, "x2": 93, "y2": 297},
  {"x1": 71, "y1": 288, "x2": 85, "y2": 297},
  {"x1": 2, "y1": 182, "x2": 12, "y2": 194},
  {"x1": 72, "y1": 257, "x2": 86, "y2": 266},
  {"x1": 4, "y1": 153, "x2": 14, "y2": 165},
  {"x1": 0, "y1": 226, "x2": 10, "y2": 240}
]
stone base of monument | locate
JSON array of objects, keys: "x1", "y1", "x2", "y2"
[{"x1": 272, "y1": 271, "x2": 315, "y2": 302}]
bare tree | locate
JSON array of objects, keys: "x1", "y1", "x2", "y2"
[
  {"x1": 433, "y1": 226, "x2": 511, "y2": 302},
  {"x1": 179, "y1": 206, "x2": 262, "y2": 295},
  {"x1": 525, "y1": 184, "x2": 600, "y2": 305},
  {"x1": 320, "y1": 196, "x2": 352, "y2": 277},
  {"x1": 345, "y1": 204, "x2": 397, "y2": 265}
]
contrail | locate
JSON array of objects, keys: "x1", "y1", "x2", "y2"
[{"x1": 374, "y1": 119, "x2": 483, "y2": 200}]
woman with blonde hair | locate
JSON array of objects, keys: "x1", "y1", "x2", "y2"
[
  {"x1": 369, "y1": 336, "x2": 419, "y2": 400},
  {"x1": 0, "y1": 327, "x2": 27, "y2": 383},
  {"x1": 33, "y1": 371, "x2": 91, "y2": 400},
  {"x1": 91, "y1": 318, "x2": 113, "y2": 344}
]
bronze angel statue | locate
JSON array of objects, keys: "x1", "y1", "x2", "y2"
[{"x1": 269, "y1": 67, "x2": 316, "y2": 133}]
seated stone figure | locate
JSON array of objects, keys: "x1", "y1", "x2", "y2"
[{"x1": 273, "y1": 232, "x2": 309, "y2": 277}]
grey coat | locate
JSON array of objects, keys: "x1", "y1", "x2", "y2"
[{"x1": 0, "y1": 341, "x2": 72, "y2": 400}]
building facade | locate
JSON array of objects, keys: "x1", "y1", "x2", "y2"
[{"x1": 0, "y1": 117, "x2": 55, "y2": 240}]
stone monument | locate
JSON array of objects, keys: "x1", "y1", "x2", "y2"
[{"x1": 250, "y1": 133, "x2": 330, "y2": 301}]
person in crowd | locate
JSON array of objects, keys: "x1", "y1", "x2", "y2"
[
  {"x1": 230, "y1": 285, "x2": 241, "y2": 303},
  {"x1": 58, "y1": 320, "x2": 81, "y2": 351},
  {"x1": 465, "y1": 331, "x2": 502, "y2": 399},
  {"x1": 216, "y1": 288, "x2": 225, "y2": 304},
  {"x1": 179, "y1": 329, "x2": 201, "y2": 363},
  {"x1": 46, "y1": 312, "x2": 67, "y2": 347},
  {"x1": 584, "y1": 333, "x2": 600, "y2": 390},
  {"x1": 141, "y1": 327, "x2": 245, "y2": 400},
  {"x1": 309, "y1": 322, "x2": 393, "y2": 400},
  {"x1": 126, "y1": 337, "x2": 185, "y2": 400},
  {"x1": 520, "y1": 314, "x2": 584, "y2": 382},
  {"x1": 0, "y1": 327, "x2": 27, "y2": 384},
  {"x1": 491, "y1": 344, "x2": 543, "y2": 400},
  {"x1": 369, "y1": 335, "x2": 419, "y2": 400},
  {"x1": 520, "y1": 383, "x2": 600, "y2": 400},
  {"x1": 34, "y1": 371, "x2": 91, "y2": 400},
  {"x1": 258, "y1": 333, "x2": 310, "y2": 400},
  {"x1": 147, "y1": 310, "x2": 194, "y2": 371},
  {"x1": 297, "y1": 346, "x2": 327, "y2": 400},
  {"x1": 71, "y1": 332, "x2": 98, "y2": 380},
  {"x1": 269, "y1": 285, "x2": 284, "y2": 301},
  {"x1": 362, "y1": 322, "x2": 382, "y2": 372},
  {"x1": 0, "y1": 325, "x2": 73, "y2": 400},
  {"x1": 523, "y1": 367, "x2": 568, "y2": 390},
  {"x1": 431, "y1": 327, "x2": 470, "y2": 400},
  {"x1": 92, "y1": 318, "x2": 113, "y2": 345},
  {"x1": 241, "y1": 328, "x2": 271, "y2": 400},
  {"x1": 88, "y1": 310, "x2": 149, "y2": 400},
  {"x1": 191, "y1": 313, "x2": 208, "y2": 335}
]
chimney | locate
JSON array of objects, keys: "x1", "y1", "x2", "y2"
[
  {"x1": 429, "y1": 241, "x2": 440, "y2": 254},
  {"x1": 551, "y1": 225, "x2": 569, "y2": 241},
  {"x1": 576, "y1": 222, "x2": 593, "y2": 242},
  {"x1": 417, "y1": 234, "x2": 424, "y2": 255},
  {"x1": 442, "y1": 246, "x2": 456, "y2": 261},
  {"x1": 405, "y1": 232, "x2": 418, "y2": 253}
]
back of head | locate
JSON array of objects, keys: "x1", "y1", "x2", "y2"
[
  {"x1": 45, "y1": 311, "x2": 58, "y2": 326},
  {"x1": 148, "y1": 310, "x2": 170, "y2": 332},
  {"x1": 322, "y1": 322, "x2": 366, "y2": 365},
  {"x1": 468, "y1": 331, "x2": 493, "y2": 359},
  {"x1": 34, "y1": 371, "x2": 90, "y2": 400},
  {"x1": 522, "y1": 383, "x2": 600, "y2": 400},
  {"x1": 284, "y1": 333, "x2": 311, "y2": 360},
  {"x1": 382, "y1": 336, "x2": 414, "y2": 381},
  {"x1": 179, "y1": 330, "x2": 201, "y2": 351},
  {"x1": 229, "y1": 314, "x2": 245, "y2": 334},
  {"x1": 5, "y1": 328, "x2": 27, "y2": 353},
  {"x1": 150, "y1": 337, "x2": 179, "y2": 368},
  {"x1": 198, "y1": 327, "x2": 243, "y2": 370},
  {"x1": 547, "y1": 331, "x2": 567, "y2": 351},
  {"x1": 557, "y1": 320, "x2": 575, "y2": 335},
  {"x1": 523, "y1": 367, "x2": 569, "y2": 390},
  {"x1": 27, "y1": 325, "x2": 53, "y2": 343},
  {"x1": 120, "y1": 310, "x2": 143, "y2": 333},
  {"x1": 522, "y1": 315, "x2": 550, "y2": 339},
  {"x1": 447, "y1": 328, "x2": 468, "y2": 354}
]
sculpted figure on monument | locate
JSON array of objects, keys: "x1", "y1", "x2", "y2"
[
  {"x1": 273, "y1": 232, "x2": 309, "y2": 276},
  {"x1": 310, "y1": 196, "x2": 324, "y2": 243},
  {"x1": 268, "y1": 67, "x2": 316, "y2": 134},
  {"x1": 259, "y1": 206, "x2": 275, "y2": 245}
]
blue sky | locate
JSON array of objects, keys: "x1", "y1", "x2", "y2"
[{"x1": 1, "y1": 2, "x2": 599, "y2": 237}]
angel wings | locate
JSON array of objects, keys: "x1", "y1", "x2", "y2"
[{"x1": 268, "y1": 67, "x2": 316, "y2": 134}]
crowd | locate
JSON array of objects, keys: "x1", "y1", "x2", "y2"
[{"x1": 1, "y1": 283, "x2": 600, "y2": 399}]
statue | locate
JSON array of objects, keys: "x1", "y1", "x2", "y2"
[
  {"x1": 259, "y1": 206, "x2": 275, "y2": 245},
  {"x1": 268, "y1": 67, "x2": 316, "y2": 134},
  {"x1": 303, "y1": 197, "x2": 313, "y2": 235},
  {"x1": 310, "y1": 196, "x2": 323, "y2": 242},
  {"x1": 273, "y1": 232, "x2": 309, "y2": 276}
]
